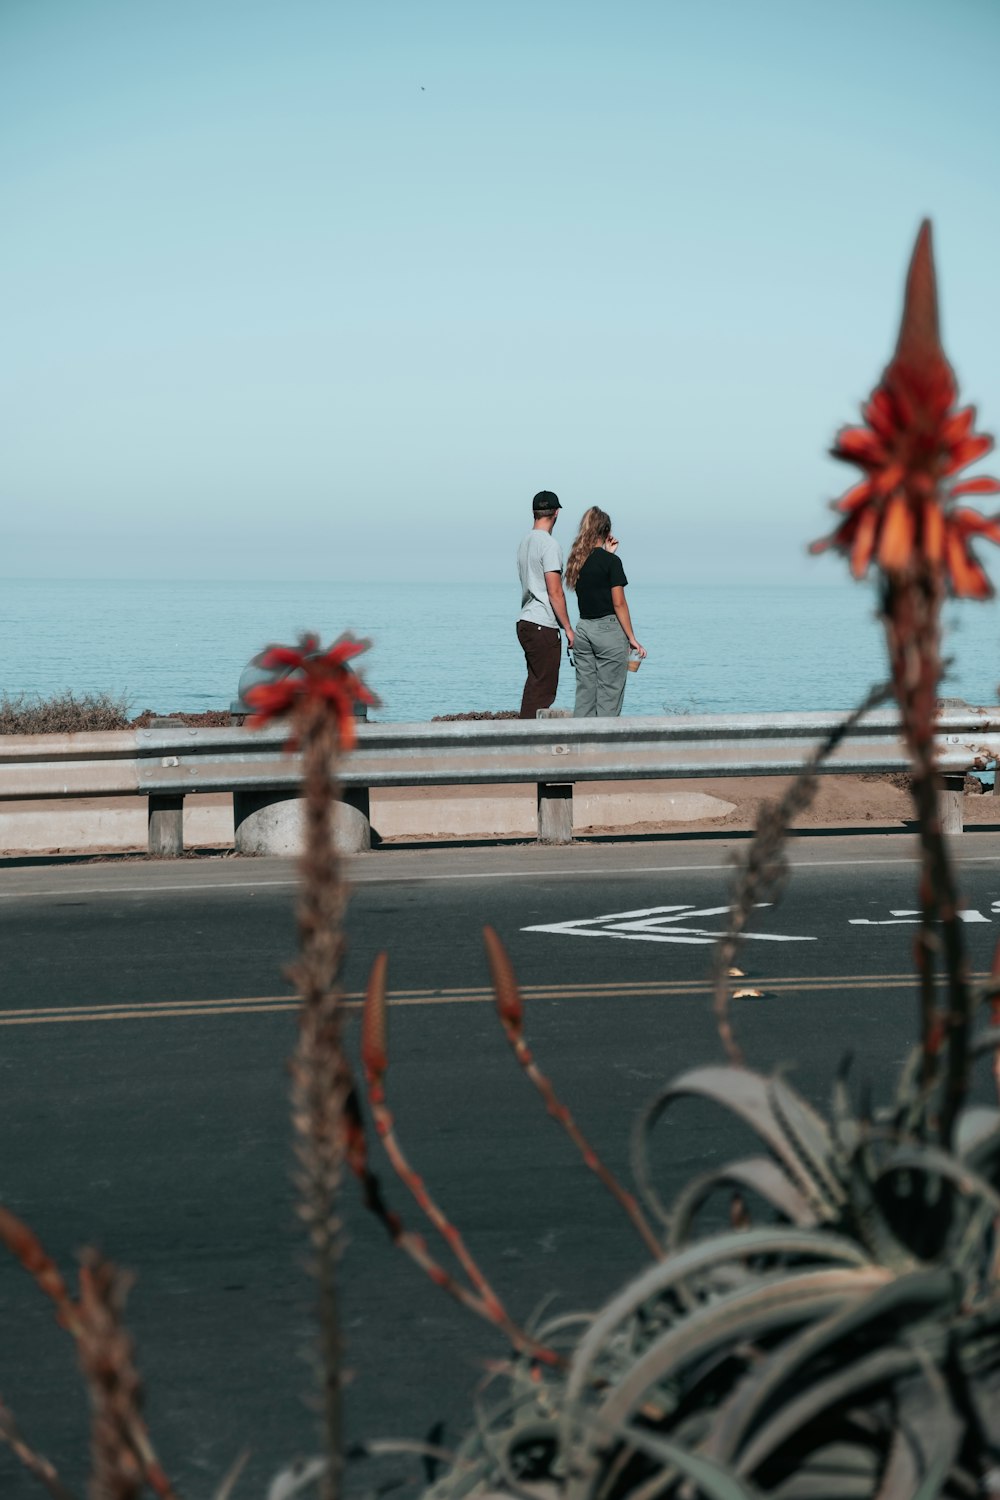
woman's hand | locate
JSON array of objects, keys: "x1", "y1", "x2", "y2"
[
  {"x1": 629, "y1": 640, "x2": 647, "y2": 658},
  {"x1": 604, "y1": 535, "x2": 619, "y2": 553}
]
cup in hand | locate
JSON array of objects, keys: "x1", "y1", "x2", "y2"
[{"x1": 627, "y1": 648, "x2": 642, "y2": 673}]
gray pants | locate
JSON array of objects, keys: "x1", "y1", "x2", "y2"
[{"x1": 573, "y1": 614, "x2": 629, "y2": 716}]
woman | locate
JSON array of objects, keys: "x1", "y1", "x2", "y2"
[{"x1": 565, "y1": 507, "x2": 646, "y2": 717}]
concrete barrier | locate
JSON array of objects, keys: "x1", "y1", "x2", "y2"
[{"x1": 0, "y1": 782, "x2": 738, "y2": 856}]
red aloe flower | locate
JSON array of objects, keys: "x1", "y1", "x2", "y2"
[
  {"x1": 811, "y1": 221, "x2": 1000, "y2": 597},
  {"x1": 245, "y1": 631, "x2": 378, "y2": 749}
]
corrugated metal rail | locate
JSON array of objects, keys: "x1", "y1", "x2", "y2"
[{"x1": 2, "y1": 708, "x2": 998, "y2": 851}]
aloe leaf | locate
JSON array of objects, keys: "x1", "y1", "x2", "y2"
[
  {"x1": 770, "y1": 1440, "x2": 879, "y2": 1498},
  {"x1": 768, "y1": 1074, "x2": 846, "y2": 1206},
  {"x1": 889, "y1": 1363, "x2": 963, "y2": 1500},
  {"x1": 631, "y1": 1068, "x2": 840, "y2": 1229},
  {"x1": 563, "y1": 1226, "x2": 873, "y2": 1418},
  {"x1": 772, "y1": 1472, "x2": 873, "y2": 1498},
  {"x1": 840, "y1": 1138, "x2": 914, "y2": 1271},
  {"x1": 955, "y1": 1106, "x2": 1000, "y2": 1159},
  {"x1": 598, "y1": 1420, "x2": 762, "y2": 1500},
  {"x1": 831, "y1": 1056, "x2": 861, "y2": 1166},
  {"x1": 267, "y1": 1457, "x2": 326, "y2": 1500},
  {"x1": 876, "y1": 1143, "x2": 1000, "y2": 1220},
  {"x1": 963, "y1": 1130, "x2": 1000, "y2": 1194},
  {"x1": 591, "y1": 1267, "x2": 889, "y2": 1438},
  {"x1": 972, "y1": 1025, "x2": 1000, "y2": 1060},
  {"x1": 667, "y1": 1157, "x2": 818, "y2": 1255},
  {"x1": 212, "y1": 1451, "x2": 250, "y2": 1500},
  {"x1": 900, "y1": 1427, "x2": 958, "y2": 1500},
  {"x1": 704, "y1": 1267, "x2": 955, "y2": 1467},
  {"x1": 873, "y1": 1426, "x2": 920, "y2": 1500},
  {"x1": 493, "y1": 1418, "x2": 562, "y2": 1495},
  {"x1": 953, "y1": 1198, "x2": 999, "y2": 1288},
  {"x1": 734, "y1": 1347, "x2": 918, "y2": 1478},
  {"x1": 562, "y1": 1234, "x2": 876, "y2": 1500},
  {"x1": 890, "y1": 1039, "x2": 938, "y2": 1141}
]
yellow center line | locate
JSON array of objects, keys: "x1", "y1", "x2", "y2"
[{"x1": 0, "y1": 973, "x2": 987, "y2": 1027}]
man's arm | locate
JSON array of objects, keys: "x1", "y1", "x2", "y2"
[{"x1": 545, "y1": 571, "x2": 574, "y2": 648}]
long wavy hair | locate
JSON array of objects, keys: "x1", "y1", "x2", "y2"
[{"x1": 565, "y1": 507, "x2": 612, "y2": 591}]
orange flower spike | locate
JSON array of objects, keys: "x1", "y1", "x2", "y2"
[
  {"x1": 877, "y1": 492, "x2": 915, "y2": 571},
  {"x1": 923, "y1": 501, "x2": 945, "y2": 565},
  {"x1": 483, "y1": 925, "x2": 524, "y2": 1038},
  {"x1": 812, "y1": 220, "x2": 999, "y2": 596},
  {"x1": 0, "y1": 1208, "x2": 79, "y2": 1331},
  {"x1": 835, "y1": 479, "x2": 874, "y2": 515},
  {"x1": 362, "y1": 952, "x2": 390, "y2": 1084},
  {"x1": 483, "y1": 928, "x2": 664, "y2": 1260},
  {"x1": 946, "y1": 532, "x2": 991, "y2": 599},
  {"x1": 943, "y1": 407, "x2": 975, "y2": 446},
  {"x1": 341, "y1": 1089, "x2": 370, "y2": 1181},
  {"x1": 833, "y1": 426, "x2": 886, "y2": 467},
  {"x1": 245, "y1": 631, "x2": 379, "y2": 746},
  {"x1": 945, "y1": 433, "x2": 993, "y2": 475},
  {"x1": 951, "y1": 475, "x2": 1000, "y2": 499},
  {"x1": 952, "y1": 509, "x2": 1000, "y2": 545},
  {"x1": 849, "y1": 506, "x2": 879, "y2": 579}
]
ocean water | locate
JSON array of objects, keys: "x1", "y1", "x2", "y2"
[{"x1": 1, "y1": 578, "x2": 999, "y2": 722}]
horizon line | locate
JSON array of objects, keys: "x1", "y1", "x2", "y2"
[{"x1": 0, "y1": 576, "x2": 861, "y2": 590}]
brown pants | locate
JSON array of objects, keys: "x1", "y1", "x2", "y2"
[{"x1": 517, "y1": 620, "x2": 561, "y2": 719}]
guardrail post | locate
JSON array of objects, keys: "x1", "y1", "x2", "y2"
[
  {"x1": 148, "y1": 794, "x2": 184, "y2": 857},
  {"x1": 537, "y1": 782, "x2": 573, "y2": 844},
  {"x1": 940, "y1": 773, "x2": 965, "y2": 836}
]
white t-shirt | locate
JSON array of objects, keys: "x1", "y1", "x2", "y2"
[{"x1": 517, "y1": 530, "x2": 563, "y2": 628}]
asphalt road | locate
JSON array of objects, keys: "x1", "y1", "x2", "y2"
[{"x1": 3, "y1": 832, "x2": 1000, "y2": 1496}]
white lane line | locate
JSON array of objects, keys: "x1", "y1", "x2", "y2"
[
  {"x1": 1, "y1": 852, "x2": 999, "y2": 900},
  {"x1": 0, "y1": 879, "x2": 300, "y2": 899}
]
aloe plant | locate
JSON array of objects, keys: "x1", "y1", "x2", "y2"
[{"x1": 338, "y1": 927, "x2": 991, "y2": 1500}]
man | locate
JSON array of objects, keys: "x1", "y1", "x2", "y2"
[{"x1": 516, "y1": 490, "x2": 575, "y2": 719}]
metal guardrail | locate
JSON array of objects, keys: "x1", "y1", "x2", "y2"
[{"x1": 1, "y1": 709, "x2": 998, "y2": 852}]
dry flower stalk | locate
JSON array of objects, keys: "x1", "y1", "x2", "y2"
[
  {"x1": 75, "y1": 1252, "x2": 174, "y2": 1500},
  {"x1": 482, "y1": 925, "x2": 665, "y2": 1262},
  {"x1": 359, "y1": 953, "x2": 563, "y2": 1365},
  {"x1": 246, "y1": 634, "x2": 379, "y2": 1499},
  {"x1": 0, "y1": 1207, "x2": 176, "y2": 1500},
  {"x1": 251, "y1": 633, "x2": 564, "y2": 1431},
  {"x1": 713, "y1": 681, "x2": 891, "y2": 1066},
  {"x1": 0, "y1": 1396, "x2": 76, "y2": 1500},
  {"x1": 0, "y1": 1206, "x2": 79, "y2": 1331},
  {"x1": 814, "y1": 222, "x2": 1000, "y2": 1137},
  {"x1": 277, "y1": 702, "x2": 351, "y2": 1497}
]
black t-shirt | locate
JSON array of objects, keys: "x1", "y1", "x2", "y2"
[{"x1": 576, "y1": 548, "x2": 628, "y2": 618}]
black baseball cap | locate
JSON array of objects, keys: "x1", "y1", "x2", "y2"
[{"x1": 532, "y1": 490, "x2": 562, "y2": 514}]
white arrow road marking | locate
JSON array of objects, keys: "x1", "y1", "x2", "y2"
[
  {"x1": 850, "y1": 909, "x2": 990, "y2": 925},
  {"x1": 523, "y1": 903, "x2": 816, "y2": 946}
]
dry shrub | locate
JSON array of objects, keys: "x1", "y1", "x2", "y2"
[
  {"x1": 431, "y1": 710, "x2": 519, "y2": 721},
  {"x1": 0, "y1": 691, "x2": 132, "y2": 735},
  {"x1": 129, "y1": 709, "x2": 234, "y2": 728}
]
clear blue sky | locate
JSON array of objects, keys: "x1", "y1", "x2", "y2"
[{"x1": 2, "y1": 0, "x2": 998, "y2": 584}]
